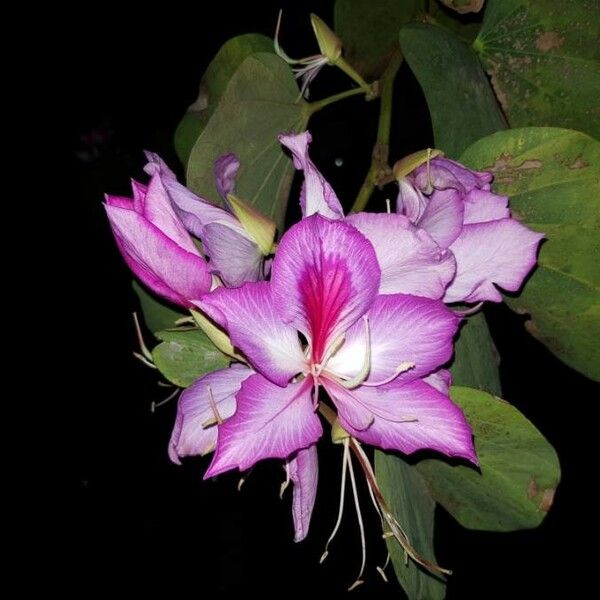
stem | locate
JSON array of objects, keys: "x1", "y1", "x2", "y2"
[
  {"x1": 308, "y1": 87, "x2": 368, "y2": 115},
  {"x1": 349, "y1": 51, "x2": 403, "y2": 214},
  {"x1": 334, "y1": 57, "x2": 373, "y2": 95}
]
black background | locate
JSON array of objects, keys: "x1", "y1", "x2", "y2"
[{"x1": 57, "y1": 1, "x2": 597, "y2": 597}]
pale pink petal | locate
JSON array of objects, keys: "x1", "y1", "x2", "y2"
[
  {"x1": 347, "y1": 213, "x2": 456, "y2": 299},
  {"x1": 423, "y1": 369, "x2": 452, "y2": 394},
  {"x1": 278, "y1": 131, "x2": 344, "y2": 219},
  {"x1": 417, "y1": 189, "x2": 464, "y2": 248},
  {"x1": 105, "y1": 204, "x2": 212, "y2": 307},
  {"x1": 168, "y1": 365, "x2": 253, "y2": 464},
  {"x1": 143, "y1": 150, "x2": 177, "y2": 180},
  {"x1": 205, "y1": 376, "x2": 322, "y2": 477},
  {"x1": 202, "y1": 222, "x2": 263, "y2": 287},
  {"x1": 444, "y1": 219, "x2": 544, "y2": 303},
  {"x1": 287, "y1": 445, "x2": 319, "y2": 542},
  {"x1": 271, "y1": 215, "x2": 380, "y2": 364},
  {"x1": 326, "y1": 379, "x2": 476, "y2": 462},
  {"x1": 462, "y1": 189, "x2": 510, "y2": 224},
  {"x1": 214, "y1": 153, "x2": 240, "y2": 200},
  {"x1": 414, "y1": 157, "x2": 492, "y2": 193},
  {"x1": 396, "y1": 178, "x2": 428, "y2": 222},
  {"x1": 327, "y1": 294, "x2": 459, "y2": 385},
  {"x1": 197, "y1": 282, "x2": 306, "y2": 386}
]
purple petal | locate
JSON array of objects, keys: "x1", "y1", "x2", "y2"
[
  {"x1": 423, "y1": 369, "x2": 452, "y2": 394},
  {"x1": 417, "y1": 189, "x2": 464, "y2": 248},
  {"x1": 287, "y1": 445, "x2": 319, "y2": 542},
  {"x1": 198, "y1": 282, "x2": 306, "y2": 386},
  {"x1": 105, "y1": 204, "x2": 212, "y2": 307},
  {"x1": 271, "y1": 215, "x2": 380, "y2": 364},
  {"x1": 278, "y1": 131, "x2": 344, "y2": 219},
  {"x1": 214, "y1": 153, "x2": 241, "y2": 200},
  {"x1": 444, "y1": 219, "x2": 544, "y2": 303},
  {"x1": 205, "y1": 375, "x2": 322, "y2": 477},
  {"x1": 168, "y1": 365, "x2": 254, "y2": 464},
  {"x1": 143, "y1": 150, "x2": 177, "y2": 180},
  {"x1": 396, "y1": 178, "x2": 428, "y2": 222},
  {"x1": 347, "y1": 213, "x2": 456, "y2": 298},
  {"x1": 327, "y1": 293, "x2": 459, "y2": 385},
  {"x1": 326, "y1": 378, "x2": 476, "y2": 462},
  {"x1": 202, "y1": 222, "x2": 263, "y2": 287},
  {"x1": 414, "y1": 157, "x2": 492, "y2": 193},
  {"x1": 462, "y1": 189, "x2": 510, "y2": 225}
]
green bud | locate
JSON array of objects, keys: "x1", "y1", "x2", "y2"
[
  {"x1": 310, "y1": 13, "x2": 343, "y2": 64},
  {"x1": 227, "y1": 194, "x2": 276, "y2": 255}
]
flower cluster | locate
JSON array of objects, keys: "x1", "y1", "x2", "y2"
[{"x1": 105, "y1": 131, "x2": 542, "y2": 552}]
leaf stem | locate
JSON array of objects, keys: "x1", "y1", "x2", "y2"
[
  {"x1": 349, "y1": 51, "x2": 403, "y2": 214},
  {"x1": 308, "y1": 87, "x2": 369, "y2": 115},
  {"x1": 334, "y1": 57, "x2": 373, "y2": 96}
]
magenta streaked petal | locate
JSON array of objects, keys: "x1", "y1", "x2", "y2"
[
  {"x1": 198, "y1": 282, "x2": 305, "y2": 386},
  {"x1": 214, "y1": 153, "x2": 241, "y2": 200},
  {"x1": 423, "y1": 369, "x2": 452, "y2": 394},
  {"x1": 396, "y1": 178, "x2": 428, "y2": 222},
  {"x1": 347, "y1": 213, "x2": 456, "y2": 298},
  {"x1": 444, "y1": 219, "x2": 544, "y2": 303},
  {"x1": 168, "y1": 365, "x2": 254, "y2": 463},
  {"x1": 463, "y1": 189, "x2": 510, "y2": 224},
  {"x1": 417, "y1": 189, "x2": 464, "y2": 248},
  {"x1": 202, "y1": 222, "x2": 263, "y2": 287},
  {"x1": 278, "y1": 131, "x2": 344, "y2": 219},
  {"x1": 205, "y1": 376, "x2": 322, "y2": 477},
  {"x1": 414, "y1": 157, "x2": 492, "y2": 193},
  {"x1": 327, "y1": 294, "x2": 459, "y2": 385},
  {"x1": 271, "y1": 215, "x2": 380, "y2": 364},
  {"x1": 105, "y1": 204, "x2": 212, "y2": 306},
  {"x1": 105, "y1": 194, "x2": 134, "y2": 210},
  {"x1": 326, "y1": 379, "x2": 476, "y2": 462},
  {"x1": 287, "y1": 445, "x2": 319, "y2": 542},
  {"x1": 131, "y1": 180, "x2": 148, "y2": 212}
]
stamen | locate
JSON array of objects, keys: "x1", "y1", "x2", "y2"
[
  {"x1": 346, "y1": 439, "x2": 367, "y2": 591},
  {"x1": 320, "y1": 440, "x2": 350, "y2": 564},
  {"x1": 316, "y1": 333, "x2": 346, "y2": 376},
  {"x1": 201, "y1": 386, "x2": 223, "y2": 428},
  {"x1": 339, "y1": 317, "x2": 371, "y2": 389},
  {"x1": 376, "y1": 553, "x2": 391, "y2": 583},
  {"x1": 385, "y1": 198, "x2": 391, "y2": 214},
  {"x1": 453, "y1": 302, "x2": 483, "y2": 317},
  {"x1": 280, "y1": 464, "x2": 291, "y2": 499},
  {"x1": 360, "y1": 362, "x2": 415, "y2": 387},
  {"x1": 132, "y1": 312, "x2": 156, "y2": 368},
  {"x1": 150, "y1": 386, "x2": 179, "y2": 413}
]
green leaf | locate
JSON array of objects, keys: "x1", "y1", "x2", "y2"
[
  {"x1": 417, "y1": 386, "x2": 561, "y2": 530},
  {"x1": 175, "y1": 34, "x2": 274, "y2": 166},
  {"x1": 474, "y1": 0, "x2": 600, "y2": 139},
  {"x1": 132, "y1": 281, "x2": 186, "y2": 335},
  {"x1": 152, "y1": 328, "x2": 230, "y2": 388},
  {"x1": 375, "y1": 451, "x2": 446, "y2": 600},
  {"x1": 426, "y1": 1, "x2": 482, "y2": 42},
  {"x1": 187, "y1": 53, "x2": 309, "y2": 231},
  {"x1": 335, "y1": 0, "x2": 422, "y2": 78},
  {"x1": 451, "y1": 312, "x2": 502, "y2": 396},
  {"x1": 460, "y1": 127, "x2": 600, "y2": 380},
  {"x1": 399, "y1": 23, "x2": 506, "y2": 158}
]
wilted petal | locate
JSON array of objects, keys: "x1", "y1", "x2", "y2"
[
  {"x1": 214, "y1": 153, "x2": 240, "y2": 200},
  {"x1": 271, "y1": 215, "x2": 380, "y2": 363},
  {"x1": 326, "y1": 379, "x2": 476, "y2": 462},
  {"x1": 462, "y1": 189, "x2": 510, "y2": 224},
  {"x1": 278, "y1": 131, "x2": 344, "y2": 219},
  {"x1": 347, "y1": 213, "x2": 456, "y2": 298},
  {"x1": 198, "y1": 282, "x2": 305, "y2": 386},
  {"x1": 202, "y1": 222, "x2": 263, "y2": 287},
  {"x1": 417, "y1": 189, "x2": 464, "y2": 248},
  {"x1": 396, "y1": 178, "x2": 428, "y2": 222},
  {"x1": 105, "y1": 204, "x2": 212, "y2": 306},
  {"x1": 444, "y1": 219, "x2": 544, "y2": 303},
  {"x1": 205, "y1": 376, "x2": 321, "y2": 477},
  {"x1": 423, "y1": 369, "x2": 452, "y2": 394},
  {"x1": 327, "y1": 294, "x2": 459, "y2": 385},
  {"x1": 414, "y1": 157, "x2": 492, "y2": 193},
  {"x1": 168, "y1": 365, "x2": 254, "y2": 463},
  {"x1": 287, "y1": 445, "x2": 319, "y2": 542}
]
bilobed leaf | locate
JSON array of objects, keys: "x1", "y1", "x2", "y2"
[
  {"x1": 399, "y1": 23, "x2": 506, "y2": 158},
  {"x1": 187, "y1": 53, "x2": 309, "y2": 231},
  {"x1": 438, "y1": 0, "x2": 485, "y2": 14},
  {"x1": 375, "y1": 451, "x2": 446, "y2": 600},
  {"x1": 461, "y1": 127, "x2": 600, "y2": 380},
  {"x1": 175, "y1": 34, "x2": 273, "y2": 166},
  {"x1": 474, "y1": 0, "x2": 600, "y2": 139},
  {"x1": 152, "y1": 328, "x2": 230, "y2": 388},
  {"x1": 426, "y1": 1, "x2": 482, "y2": 42},
  {"x1": 417, "y1": 386, "x2": 561, "y2": 530},
  {"x1": 132, "y1": 281, "x2": 186, "y2": 335},
  {"x1": 335, "y1": 0, "x2": 422, "y2": 78}
]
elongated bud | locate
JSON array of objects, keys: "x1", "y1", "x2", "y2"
[
  {"x1": 191, "y1": 309, "x2": 245, "y2": 362},
  {"x1": 310, "y1": 14, "x2": 343, "y2": 64},
  {"x1": 226, "y1": 194, "x2": 276, "y2": 255},
  {"x1": 331, "y1": 418, "x2": 350, "y2": 444},
  {"x1": 393, "y1": 148, "x2": 443, "y2": 180}
]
